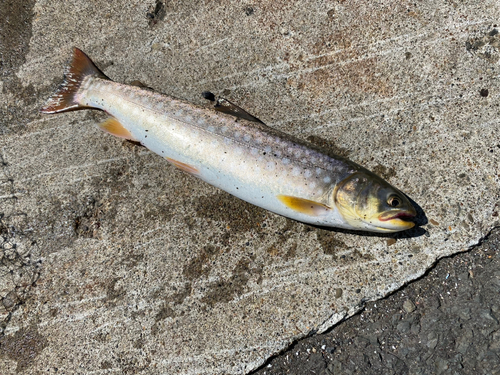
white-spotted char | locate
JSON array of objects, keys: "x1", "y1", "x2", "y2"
[{"x1": 41, "y1": 48, "x2": 416, "y2": 232}]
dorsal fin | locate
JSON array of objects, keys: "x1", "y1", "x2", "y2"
[{"x1": 201, "y1": 92, "x2": 264, "y2": 123}]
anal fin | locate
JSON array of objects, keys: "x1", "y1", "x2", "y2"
[
  {"x1": 165, "y1": 158, "x2": 199, "y2": 175},
  {"x1": 99, "y1": 117, "x2": 137, "y2": 141},
  {"x1": 277, "y1": 195, "x2": 331, "y2": 216}
]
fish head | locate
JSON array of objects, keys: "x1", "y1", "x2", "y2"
[{"x1": 333, "y1": 171, "x2": 416, "y2": 232}]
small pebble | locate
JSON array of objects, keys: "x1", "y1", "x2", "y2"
[
  {"x1": 403, "y1": 299, "x2": 417, "y2": 313},
  {"x1": 427, "y1": 338, "x2": 438, "y2": 349}
]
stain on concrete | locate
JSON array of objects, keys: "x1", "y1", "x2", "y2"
[
  {"x1": 0, "y1": 324, "x2": 48, "y2": 372},
  {"x1": 194, "y1": 191, "x2": 267, "y2": 233},
  {"x1": 73, "y1": 197, "x2": 103, "y2": 238},
  {"x1": 201, "y1": 258, "x2": 263, "y2": 307},
  {"x1": 154, "y1": 284, "x2": 192, "y2": 321},
  {"x1": 316, "y1": 230, "x2": 348, "y2": 256},
  {"x1": 296, "y1": 54, "x2": 394, "y2": 97},
  {"x1": 105, "y1": 278, "x2": 126, "y2": 304},
  {"x1": 306, "y1": 135, "x2": 351, "y2": 159},
  {"x1": 182, "y1": 244, "x2": 220, "y2": 281},
  {"x1": 371, "y1": 164, "x2": 397, "y2": 180},
  {"x1": 147, "y1": 1, "x2": 166, "y2": 27},
  {"x1": 100, "y1": 361, "x2": 113, "y2": 369},
  {"x1": 466, "y1": 27, "x2": 500, "y2": 63},
  {"x1": 152, "y1": 283, "x2": 192, "y2": 334},
  {"x1": 0, "y1": 0, "x2": 36, "y2": 78},
  {"x1": 155, "y1": 305, "x2": 175, "y2": 321},
  {"x1": 265, "y1": 242, "x2": 297, "y2": 261},
  {"x1": 0, "y1": 0, "x2": 38, "y2": 133}
]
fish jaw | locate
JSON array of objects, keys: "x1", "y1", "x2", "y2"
[{"x1": 376, "y1": 210, "x2": 417, "y2": 231}]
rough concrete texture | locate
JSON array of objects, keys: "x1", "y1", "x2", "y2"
[{"x1": 0, "y1": 0, "x2": 499, "y2": 374}]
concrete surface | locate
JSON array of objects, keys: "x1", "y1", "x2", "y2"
[{"x1": 0, "y1": 0, "x2": 499, "y2": 374}]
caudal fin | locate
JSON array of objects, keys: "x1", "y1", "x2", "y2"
[{"x1": 41, "y1": 48, "x2": 110, "y2": 113}]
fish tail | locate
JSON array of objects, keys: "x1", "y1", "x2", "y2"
[{"x1": 41, "y1": 48, "x2": 109, "y2": 113}]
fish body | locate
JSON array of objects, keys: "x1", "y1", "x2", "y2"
[{"x1": 42, "y1": 48, "x2": 416, "y2": 233}]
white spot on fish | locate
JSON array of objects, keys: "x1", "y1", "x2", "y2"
[
  {"x1": 266, "y1": 162, "x2": 275, "y2": 171},
  {"x1": 255, "y1": 137, "x2": 263, "y2": 144},
  {"x1": 251, "y1": 148, "x2": 259, "y2": 156},
  {"x1": 224, "y1": 137, "x2": 232, "y2": 145},
  {"x1": 282, "y1": 158, "x2": 290, "y2": 165},
  {"x1": 274, "y1": 150, "x2": 282, "y2": 157},
  {"x1": 211, "y1": 139, "x2": 219, "y2": 147},
  {"x1": 310, "y1": 181, "x2": 317, "y2": 189},
  {"x1": 295, "y1": 150, "x2": 302, "y2": 158},
  {"x1": 175, "y1": 110, "x2": 183, "y2": 117},
  {"x1": 323, "y1": 176, "x2": 331, "y2": 183},
  {"x1": 197, "y1": 118, "x2": 205, "y2": 126},
  {"x1": 243, "y1": 134, "x2": 251, "y2": 142},
  {"x1": 316, "y1": 168, "x2": 322, "y2": 175},
  {"x1": 184, "y1": 116, "x2": 192, "y2": 123},
  {"x1": 156, "y1": 102, "x2": 163, "y2": 110},
  {"x1": 133, "y1": 108, "x2": 141, "y2": 116},
  {"x1": 304, "y1": 169, "x2": 312, "y2": 178},
  {"x1": 292, "y1": 167, "x2": 301, "y2": 176},
  {"x1": 234, "y1": 131, "x2": 241, "y2": 139},
  {"x1": 222, "y1": 126, "x2": 228, "y2": 134},
  {"x1": 207, "y1": 126, "x2": 215, "y2": 133},
  {"x1": 264, "y1": 146, "x2": 272, "y2": 154}
]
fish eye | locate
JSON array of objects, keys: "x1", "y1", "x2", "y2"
[{"x1": 388, "y1": 195, "x2": 401, "y2": 207}]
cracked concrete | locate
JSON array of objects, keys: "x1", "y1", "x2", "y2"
[{"x1": 1, "y1": 0, "x2": 499, "y2": 374}]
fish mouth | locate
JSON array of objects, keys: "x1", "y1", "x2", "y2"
[
  {"x1": 379, "y1": 211, "x2": 416, "y2": 222},
  {"x1": 378, "y1": 211, "x2": 417, "y2": 229}
]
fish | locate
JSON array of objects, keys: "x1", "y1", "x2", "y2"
[{"x1": 41, "y1": 48, "x2": 417, "y2": 233}]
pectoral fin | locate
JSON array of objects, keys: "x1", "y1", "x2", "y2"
[
  {"x1": 99, "y1": 117, "x2": 137, "y2": 141},
  {"x1": 277, "y1": 195, "x2": 331, "y2": 216}
]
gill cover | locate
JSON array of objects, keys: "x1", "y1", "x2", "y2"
[{"x1": 334, "y1": 171, "x2": 416, "y2": 232}]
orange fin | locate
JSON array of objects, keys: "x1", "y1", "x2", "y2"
[
  {"x1": 165, "y1": 158, "x2": 199, "y2": 174},
  {"x1": 277, "y1": 195, "x2": 331, "y2": 216},
  {"x1": 41, "y1": 48, "x2": 110, "y2": 113},
  {"x1": 99, "y1": 117, "x2": 137, "y2": 141}
]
